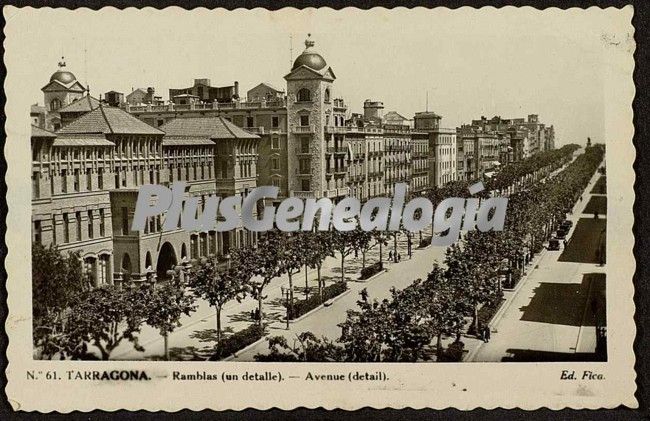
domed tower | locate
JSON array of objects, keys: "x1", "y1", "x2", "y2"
[
  {"x1": 41, "y1": 57, "x2": 86, "y2": 130},
  {"x1": 284, "y1": 35, "x2": 338, "y2": 199}
]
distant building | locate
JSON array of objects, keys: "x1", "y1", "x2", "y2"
[
  {"x1": 247, "y1": 83, "x2": 285, "y2": 102},
  {"x1": 363, "y1": 100, "x2": 384, "y2": 125},
  {"x1": 104, "y1": 91, "x2": 124, "y2": 107},
  {"x1": 126, "y1": 87, "x2": 162, "y2": 106},
  {"x1": 414, "y1": 112, "x2": 457, "y2": 188},
  {"x1": 383, "y1": 111, "x2": 411, "y2": 127},
  {"x1": 169, "y1": 79, "x2": 239, "y2": 104}
]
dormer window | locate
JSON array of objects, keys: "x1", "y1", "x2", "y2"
[{"x1": 297, "y1": 88, "x2": 311, "y2": 102}]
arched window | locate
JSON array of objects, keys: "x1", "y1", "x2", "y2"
[
  {"x1": 324, "y1": 88, "x2": 330, "y2": 103},
  {"x1": 297, "y1": 88, "x2": 311, "y2": 102},
  {"x1": 50, "y1": 98, "x2": 62, "y2": 111}
]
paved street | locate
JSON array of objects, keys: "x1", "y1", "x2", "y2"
[
  {"x1": 470, "y1": 164, "x2": 606, "y2": 361},
  {"x1": 112, "y1": 228, "x2": 428, "y2": 360}
]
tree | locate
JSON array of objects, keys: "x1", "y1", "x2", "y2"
[
  {"x1": 255, "y1": 332, "x2": 343, "y2": 362},
  {"x1": 302, "y1": 232, "x2": 335, "y2": 302},
  {"x1": 145, "y1": 267, "x2": 197, "y2": 360},
  {"x1": 331, "y1": 228, "x2": 364, "y2": 283},
  {"x1": 277, "y1": 232, "x2": 307, "y2": 315},
  {"x1": 338, "y1": 286, "x2": 432, "y2": 362},
  {"x1": 444, "y1": 240, "x2": 500, "y2": 335},
  {"x1": 187, "y1": 257, "x2": 245, "y2": 343},
  {"x1": 63, "y1": 283, "x2": 152, "y2": 360},
  {"x1": 32, "y1": 244, "x2": 89, "y2": 359},
  {"x1": 421, "y1": 264, "x2": 465, "y2": 359},
  {"x1": 232, "y1": 230, "x2": 283, "y2": 329},
  {"x1": 355, "y1": 227, "x2": 375, "y2": 269}
]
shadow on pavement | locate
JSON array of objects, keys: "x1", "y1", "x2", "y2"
[
  {"x1": 590, "y1": 175, "x2": 606, "y2": 194},
  {"x1": 558, "y1": 218, "x2": 606, "y2": 264},
  {"x1": 519, "y1": 273, "x2": 605, "y2": 327},
  {"x1": 583, "y1": 196, "x2": 607, "y2": 215}
]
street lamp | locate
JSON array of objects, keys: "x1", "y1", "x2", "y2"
[{"x1": 280, "y1": 286, "x2": 290, "y2": 330}]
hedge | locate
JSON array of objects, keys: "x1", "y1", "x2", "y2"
[
  {"x1": 359, "y1": 261, "x2": 383, "y2": 280},
  {"x1": 467, "y1": 298, "x2": 506, "y2": 336},
  {"x1": 287, "y1": 281, "x2": 348, "y2": 320},
  {"x1": 209, "y1": 324, "x2": 266, "y2": 361}
]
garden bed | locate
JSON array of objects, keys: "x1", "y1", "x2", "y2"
[
  {"x1": 467, "y1": 298, "x2": 507, "y2": 336},
  {"x1": 287, "y1": 281, "x2": 348, "y2": 320},
  {"x1": 359, "y1": 262, "x2": 383, "y2": 280},
  {"x1": 209, "y1": 324, "x2": 266, "y2": 361}
]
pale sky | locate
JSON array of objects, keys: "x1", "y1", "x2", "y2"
[{"x1": 6, "y1": 6, "x2": 635, "y2": 146}]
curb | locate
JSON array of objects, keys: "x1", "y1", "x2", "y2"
[
  {"x1": 357, "y1": 268, "x2": 388, "y2": 282},
  {"x1": 289, "y1": 287, "x2": 354, "y2": 323},
  {"x1": 220, "y1": 335, "x2": 270, "y2": 362}
]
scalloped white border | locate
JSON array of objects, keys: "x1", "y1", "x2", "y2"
[{"x1": 3, "y1": 5, "x2": 637, "y2": 412}]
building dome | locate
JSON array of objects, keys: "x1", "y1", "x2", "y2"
[
  {"x1": 291, "y1": 35, "x2": 327, "y2": 71},
  {"x1": 49, "y1": 57, "x2": 77, "y2": 84},
  {"x1": 50, "y1": 70, "x2": 77, "y2": 84}
]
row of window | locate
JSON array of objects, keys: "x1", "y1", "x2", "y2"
[
  {"x1": 33, "y1": 209, "x2": 107, "y2": 245},
  {"x1": 32, "y1": 168, "x2": 106, "y2": 199}
]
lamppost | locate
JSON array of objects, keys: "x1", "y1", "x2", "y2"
[{"x1": 280, "y1": 286, "x2": 290, "y2": 330}]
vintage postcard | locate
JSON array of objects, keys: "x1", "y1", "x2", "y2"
[{"x1": 3, "y1": 5, "x2": 636, "y2": 412}]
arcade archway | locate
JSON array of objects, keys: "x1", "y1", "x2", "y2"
[{"x1": 156, "y1": 242, "x2": 178, "y2": 280}]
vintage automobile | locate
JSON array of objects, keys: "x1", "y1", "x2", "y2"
[
  {"x1": 548, "y1": 238, "x2": 561, "y2": 251},
  {"x1": 561, "y1": 220, "x2": 574, "y2": 230}
]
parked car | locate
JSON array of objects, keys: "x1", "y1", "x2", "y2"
[
  {"x1": 556, "y1": 229, "x2": 568, "y2": 240},
  {"x1": 548, "y1": 238, "x2": 561, "y2": 251},
  {"x1": 561, "y1": 220, "x2": 573, "y2": 230}
]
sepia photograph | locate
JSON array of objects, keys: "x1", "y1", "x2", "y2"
[{"x1": 4, "y1": 5, "x2": 636, "y2": 412}]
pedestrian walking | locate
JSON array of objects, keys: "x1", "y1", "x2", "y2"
[
  {"x1": 388, "y1": 250, "x2": 393, "y2": 261},
  {"x1": 397, "y1": 253, "x2": 402, "y2": 262},
  {"x1": 484, "y1": 326, "x2": 491, "y2": 343},
  {"x1": 563, "y1": 239, "x2": 567, "y2": 248},
  {"x1": 360, "y1": 288, "x2": 369, "y2": 302}
]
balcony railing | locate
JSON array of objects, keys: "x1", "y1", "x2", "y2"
[
  {"x1": 324, "y1": 126, "x2": 349, "y2": 134},
  {"x1": 244, "y1": 127, "x2": 265, "y2": 135},
  {"x1": 291, "y1": 125, "x2": 315, "y2": 134},
  {"x1": 291, "y1": 191, "x2": 316, "y2": 199},
  {"x1": 124, "y1": 98, "x2": 287, "y2": 114},
  {"x1": 326, "y1": 145, "x2": 348, "y2": 154},
  {"x1": 324, "y1": 187, "x2": 349, "y2": 198}
]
